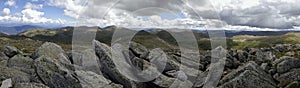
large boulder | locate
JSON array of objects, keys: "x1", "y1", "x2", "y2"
[
  {"x1": 7, "y1": 54, "x2": 40, "y2": 83},
  {"x1": 7, "y1": 55, "x2": 34, "y2": 73},
  {"x1": 0, "y1": 78, "x2": 12, "y2": 88},
  {"x1": 218, "y1": 61, "x2": 276, "y2": 88},
  {"x1": 151, "y1": 74, "x2": 193, "y2": 88},
  {"x1": 272, "y1": 56, "x2": 300, "y2": 74},
  {"x1": 147, "y1": 48, "x2": 178, "y2": 72},
  {"x1": 129, "y1": 42, "x2": 149, "y2": 59},
  {"x1": 275, "y1": 68, "x2": 300, "y2": 87},
  {"x1": 34, "y1": 56, "x2": 82, "y2": 88},
  {"x1": 71, "y1": 49, "x2": 101, "y2": 74},
  {"x1": 75, "y1": 70, "x2": 122, "y2": 88},
  {"x1": 0, "y1": 66, "x2": 31, "y2": 85},
  {"x1": 273, "y1": 44, "x2": 293, "y2": 52},
  {"x1": 170, "y1": 53, "x2": 204, "y2": 70},
  {"x1": 1, "y1": 46, "x2": 22, "y2": 58},
  {"x1": 94, "y1": 40, "x2": 139, "y2": 88},
  {"x1": 32, "y1": 42, "x2": 71, "y2": 64},
  {"x1": 255, "y1": 50, "x2": 275, "y2": 64},
  {"x1": 236, "y1": 50, "x2": 249, "y2": 63}
]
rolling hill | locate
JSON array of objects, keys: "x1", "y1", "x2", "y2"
[{"x1": 0, "y1": 25, "x2": 43, "y2": 34}]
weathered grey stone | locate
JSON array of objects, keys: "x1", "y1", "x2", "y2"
[
  {"x1": 165, "y1": 70, "x2": 188, "y2": 81},
  {"x1": 2, "y1": 46, "x2": 22, "y2": 58},
  {"x1": 218, "y1": 70, "x2": 276, "y2": 88},
  {"x1": 129, "y1": 42, "x2": 149, "y2": 59},
  {"x1": 236, "y1": 50, "x2": 248, "y2": 63},
  {"x1": 146, "y1": 48, "x2": 202, "y2": 80},
  {"x1": 0, "y1": 66, "x2": 30, "y2": 85},
  {"x1": 7, "y1": 55, "x2": 33, "y2": 72},
  {"x1": 0, "y1": 60, "x2": 7, "y2": 67},
  {"x1": 260, "y1": 63, "x2": 270, "y2": 71},
  {"x1": 170, "y1": 53, "x2": 204, "y2": 70},
  {"x1": 71, "y1": 49, "x2": 101, "y2": 75},
  {"x1": 152, "y1": 74, "x2": 193, "y2": 88},
  {"x1": 7, "y1": 54, "x2": 41, "y2": 83},
  {"x1": 274, "y1": 44, "x2": 292, "y2": 52},
  {"x1": 94, "y1": 40, "x2": 138, "y2": 88},
  {"x1": 273, "y1": 56, "x2": 300, "y2": 74},
  {"x1": 147, "y1": 48, "x2": 177, "y2": 72},
  {"x1": 218, "y1": 61, "x2": 276, "y2": 88},
  {"x1": 255, "y1": 51, "x2": 275, "y2": 64},
  {"x1": 75, "y1": 70, "x2": 122, "y2": 88},
  {"x1": 0, "y1": 78, "x2": 12, "y2": 88},
  {"x1": 34, "y1": 56, "x2": 81, "y2": 88},
  {"x1": 0, "y1": 52, "x2": 9, "y2": 61},
  {"x1": 276, "y1": 68, "x2": 300, "y2": 87},
  {"x1": 294, "y1": 44, "x2": 300, "y2": 50},
  {"x1": 32, "y1": 42, "x2": 71, "y2": 64},
  {"x1": 152, "y1": 50, "x2": 201, "y2": 79},
  {"x1": 14, "y1": 83, "x2": 49, "y2": 88},
  {"x1": 193, "y1": 71, "x2": 209, "y2": 87}
]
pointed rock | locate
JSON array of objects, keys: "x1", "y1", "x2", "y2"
[
  {"x1": 272, "y1": 56, "x2": 300, "y2": 74},
  {"x1": 129, "y1": 42, "x2": 149, "y2": 59},
  {"x1": 32, "y1": 42, "x2": 71, "y2": 64},
  {"x1": 218, "y1": 61, "x2": 276, "y2": 88},
  {"x1": 94, "y1": 40, "x2": 139, "y2": 88},
  {"x1": 2, "y1": 46, "x2": 22, "y2": 58},
  {"x1": 34, "y1": 56, "x2": 81, "y2": 88},
  {"x1": 0, "y1": 66, "x2": 30, "y2": 85},
  {"x1": 0, "y1": 78, "x2": 12, "y2": 88},
  {"x1": 75, "y1": 70, "x2": 122, "y2": 88},
  {"x1": 276, "y1": 68, "x2": 300, "y2": 87}
]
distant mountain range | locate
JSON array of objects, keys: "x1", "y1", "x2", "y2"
[
  {"x1": 2, "y1": 25, "x2": 300, "y2": 51},
  {"x1": 1, "y1": 25, "x2": 300, "y2": 37},
  {"x1": 0, "y1": 25, "x2": 45, "y2": 35}
]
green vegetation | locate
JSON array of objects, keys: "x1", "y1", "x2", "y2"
[
  {"x1": 0, "y1": 37, "x2": 43, "y2": 53},
  {"x1": 232, "y1": 33, "x2": 300, "y2": 49},
  {"x1": 3, "y1": 26, "x2": 300, "y2": 53},
  {"x1": 19, "y1": 29, "x2": 57, "y2": 37}
]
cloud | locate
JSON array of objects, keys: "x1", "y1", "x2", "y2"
[
  {"x1": 47, "y1": 0, "x2": 85, "y2": 19},
  {"x1": 4, "y1": 0, "x2": 16, "y2": 7},
  {"x1": 47, "y1": 0, "x2": 300, "y2": 29},
  {"x1": 32, "y1": 0, "x2": 38, "y2": 2},
  {"x1": 0, "y1": 9, "x2": 66, "y2": 25},
  {"x1": 217, "y1": 0, "x2": 300, "y2": 29},
  {"x1": 2, "y1": 8, "x2": 10, "y2": 15},
  {"x1": 24, "y1": 2, "x2": 43, "y2": 9},
  {"x1": 47, "y1": 0, "x2": 216, "y2": 28},
  {"x1": 21, "y1": 9, "x2": 44, "y2": 18}
]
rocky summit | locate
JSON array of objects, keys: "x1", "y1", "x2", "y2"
[{"x1": 0, "y1": 41, "x2": 300, "y2": 88}]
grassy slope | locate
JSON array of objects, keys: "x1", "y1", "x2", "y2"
[
  {"x1": 232, "y1": 33, "x2": 300, "y2": 49},
  {"x1": 3, "y1": 26, "x2": 300, "y2": 53}
]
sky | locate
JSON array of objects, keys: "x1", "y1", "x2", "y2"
[{"x1": 0, "y1": 0, "x2": 300, "y2": 31}]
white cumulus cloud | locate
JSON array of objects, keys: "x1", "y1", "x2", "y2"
[
  {"x1": 2, "y1": 8, "x2": 10, "y2": 15},
  {"x1": 47, "y1": 0, "x2": 300, "y2": 30},
  {"x1": 24, "y1": 2, "x2": 43, "y2": 9},
  {"x1": 0, "y1": 9, "x2": 66, "y2": 25},
  {"x1": 4, "y1": 0, "x2": 16, "y2": 7}
]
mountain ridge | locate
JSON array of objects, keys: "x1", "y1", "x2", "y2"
[{"x1": 0, "y1": 25, "x2": 44, "y2": 35}]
